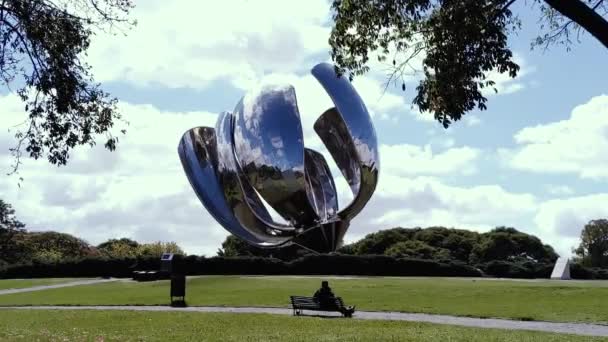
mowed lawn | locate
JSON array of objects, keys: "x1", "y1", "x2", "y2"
[
  {"x1": 0, "y1": 310, "x2": 602, "y2": 342},
  {"x1": 0, "y1": 278, "x2": 88, "y2": 290},
  {"x1": 0, "y1": 276, "x2": 607, "y2": 324}
]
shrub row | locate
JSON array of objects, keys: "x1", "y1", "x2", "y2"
[
  {"x1": 477, "y1": 260, "x2": 554, "y2": 279},
  {"x1": 570, "y1": 263, "x2": 608, "y2": 279},
  {"x1": 1, "y1": 254, "x2": 482, "y2": 278},
  {"x1": 2, "y1": 255, "x2": 605, "y2": 279},
  {"x1": 476, "y1": 260, "x2": 608, "y2": 279}
]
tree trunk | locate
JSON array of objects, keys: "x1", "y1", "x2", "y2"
[{"x1": 544, "y1": 0, "x2": 608, "y2": 50}]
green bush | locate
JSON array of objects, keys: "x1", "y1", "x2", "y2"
[
  {"x1": 570, "y1": 263, "x2": 608, "y2": 279},
  {"x1": 478, "y1": 260, "x2": 552, "y2": 279}
]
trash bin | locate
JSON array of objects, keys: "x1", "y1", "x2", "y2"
[
  {"x1": 170, "y1": 274, "x2": 186, "y2": 307},
  {"x1": 159, "y1": 253, "x2": 186, "y2": 306}
]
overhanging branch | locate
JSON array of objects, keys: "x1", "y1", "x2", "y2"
[{"x1": 544, "y1": 0, "x2": 608, "y2": 49}]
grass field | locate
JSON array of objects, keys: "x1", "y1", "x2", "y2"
[
  {"x1": 0, "y1": 278, "x2": 87, "y2": 290},
  {"x1": 0, "y1": 276, "x2": 607, "y2": 324},
  {"x1": 0, "y1": 309, "x2": 602, "y2": 342}
]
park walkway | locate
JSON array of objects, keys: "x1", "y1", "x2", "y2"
[
  {"x1": 0, "y1": 278, "x2": 119, "y2": 295},
  {"x1": 2, "y1": 305, "x2": 608, "y2": 337}
]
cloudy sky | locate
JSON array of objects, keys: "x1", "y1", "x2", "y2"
[{"x1": 1, "y1": 0, "x2": 607, "y2": 257}]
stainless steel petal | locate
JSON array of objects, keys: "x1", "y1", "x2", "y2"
[
  {"x1": 232, "y1": 85, "x2": 319, "y2": 226},
  {"x1": 314, "y1": 108, "x2": 361, "y2": 195},
  {"x1": 178, "y1": 127, "x2": 270, "y2": 245},
  {"x1": 304, "y1": 148, "x2": 338, "y2": 222},
  {"x1": 215, "y1": 112, "x2": 295, "y2": 243},
  {"x1": 312, "y1": 62, "x2": 380, "y2": 221}
]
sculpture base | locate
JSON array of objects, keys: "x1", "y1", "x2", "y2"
[{"x1": 291, "y1": 220, "x2": 350, "y2": 253}]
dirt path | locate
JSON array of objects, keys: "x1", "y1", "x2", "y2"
[{"x1": 0, "y1": 279, "x2": 119, "y2": 295}]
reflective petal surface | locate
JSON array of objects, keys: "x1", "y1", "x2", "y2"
[
  {"x1": 233, "y1": 85, "x2": 319, "y2": 226},
  {"x1": 178, "y1": 127, "x2": 272, "y2": 245},
  {"x1": 214, "y1": 113, "x2": 293, "y2": 245},
  {"x1": 312, "y1": 63, "x2": 380, "y2": 221},
  {"x1": 304, "y1": 148, "x2": 339, "y2": 221}
]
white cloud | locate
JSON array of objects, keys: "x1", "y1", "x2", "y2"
[
  {"x1": 381, "y1": 144, "x2": 480, "y2": 176},
  {"x1": 345, "y1": 173, "x2": 538, "y2": 244},
  {"x1": 534, "y1": 194, "x2": 608, "y2": 255},
  {"x1": 481, "y1": 54, "x2": 533, "y2": 97},
  {"x1": 504, "y1": 95, "x2": 608, "y2": 179},
  {"x1": 545, "y1": 185, "x2": 575, "y2": 196},
  {"x1": 464, "y1": 115, "x2": 482, "y2": 127},
  {"x1": 87, "y1": 0, "x2": 332, "y2": 90}
]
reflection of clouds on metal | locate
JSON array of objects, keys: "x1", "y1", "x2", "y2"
[{"x1": 178, "y1": 63, "x2": 380, "y2": 253}]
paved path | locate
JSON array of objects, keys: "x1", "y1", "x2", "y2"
[
  {"x1": 2, "y1": 305, "x2": 607, "y2": 337},
  {"x1": 0, "y1": 279, "x2": 119, "y2": 295}
]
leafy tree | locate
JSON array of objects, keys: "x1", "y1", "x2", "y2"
[
  {"x1": 97, "y1": 238, "x2": 139, "y2": 258},
  {"x1": 574, "y1": 219, "x2": 608, "y2": 267},
  {"x1": 385, "y1": 240, "x2": 451, "y2": 260},
  {"x1": 0, "y1": 199, "x2": 26, "y2": 263},
  {"x1": 329, "y1": 0, "x2": 608, "y2": 127},
  {"x1": 470, "y1": 227, "x2": 558, "y2": 264},
  {"x1": 21, "y1": 231, "x2": 99, "y2": 260},
  {"x1": 137, "y1": 241, "x2": 185, "y2": 258},
  {"x1": 346, "y1": 227, "x2": 421, "y2": 255},
  {"x1": 413, "y1": 227, "x2": 479, "y2": 261},
  {"x1": 338, "y1": 226, "x2": 557, "y2": 265},
  {"x1": 0, "y1": 0, "x2": 135, "y2": 170}
]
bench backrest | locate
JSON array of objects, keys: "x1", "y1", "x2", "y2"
[{"x1": 290, "y1": 296, "x2": 344, "y2": 308}]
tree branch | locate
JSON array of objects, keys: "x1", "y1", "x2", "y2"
[{"x1": 544, "y1": 0, "x2": 608, "y2": 49}]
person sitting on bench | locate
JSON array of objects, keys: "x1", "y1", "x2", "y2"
[{"x1": 313, "y1": 281, "x2": 355, "y2": 316}]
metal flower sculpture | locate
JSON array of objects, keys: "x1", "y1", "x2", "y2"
[{"x1": 178, "y1": 63, "x2": 379, "y2": 253}]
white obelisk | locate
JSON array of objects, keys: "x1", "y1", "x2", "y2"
[{"x1": 550, "y1": 257, "x2": 571, "y2": 280}]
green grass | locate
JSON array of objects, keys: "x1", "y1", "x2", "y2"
[
  {"x1": 0, "y1": 278, "x2": 88, "y2": 290},
  {"x1": 1, "y1": 276, "x2": 607, "y2": 324},
  {"x1": 0, "y1": 309, "x2": 602, "y2": 342}
]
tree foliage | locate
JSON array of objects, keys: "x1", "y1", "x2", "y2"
[
  {"x1": 217, "y1": 235, "x2": 310, "y2": 261},
  {"x1": 329, "y1": 0, "x2": 608, "y2": 127},
  {"x1": 0, "y1": 0, "x2": 135, "y2": 170},
  {"x1": 0, "y1": 201, "x2": 186, "y2": 265},
  {"x1": 97, "y1": 238, "x2": 185, "y2": 258},
  {"x1": 574, "y1": 219, "x2": 608, "y2": 267},
  {"x1": 0, "y1": 199, "x2": 26, "y2": 263},
  {"x1": 470, "y1": 227, "x2": 557, "y2": 264},
  {"x1": 137, "y1": 241, "x2": 185, "y2": 258},
  {"x1": 338, "y1": 226, "x2": 558, "y2": 264},
  {"x1": 97, "y1": 238, "x2": 139, "y2": 258},
  {"x1": 21, "y1": 231, "x2": 98, "y2": 261}
]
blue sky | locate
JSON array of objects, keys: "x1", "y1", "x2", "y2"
[{"x1": 1, "y1": 0, "x2": 607, "y2": 256}]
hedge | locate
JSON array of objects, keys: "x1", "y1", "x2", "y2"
[
  {"x1": 1, "y1": 254, "x2": 481, "y2": 278},
  {"x1": 2, "y1": 255, "x2": 605, "y2": 279},
  {"x1": 477, "y1": 260, "x2": 554, "y2": 279}
]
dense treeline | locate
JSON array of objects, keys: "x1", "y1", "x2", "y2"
[
  {"x1": 219, "y1": 226, "x2": 559, "y2": 265},
  {"x1": 0, "y1": 200, "x2": 184, "y2": 267},
  {"x1": 338, "y1": 227, "x2": 558, "y2": 264}
]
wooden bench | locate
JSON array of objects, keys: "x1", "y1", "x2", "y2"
[{"x1": 290, "y1": 296, "x2": 354, "y2": 317}]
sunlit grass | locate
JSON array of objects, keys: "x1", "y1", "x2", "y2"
[
  {"x1": 0, "y1": 276, "x2": 607, "y2": 324},
  {"x1": 0, "y1": 309, "x2": 602, "y2": 342}
]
